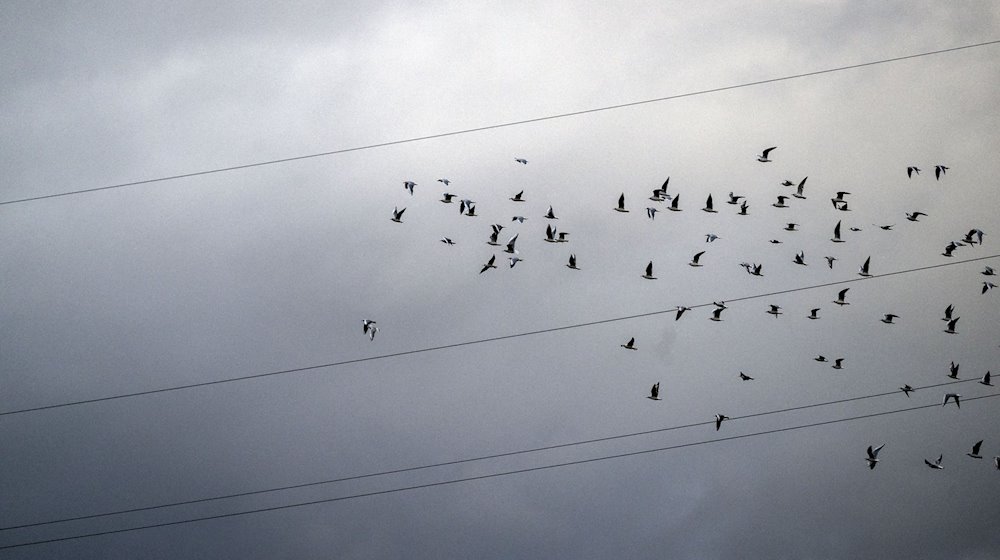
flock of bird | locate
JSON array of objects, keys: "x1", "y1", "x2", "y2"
[{"x1": 370, "y1": 149, "x2": 997, "y2": 472}]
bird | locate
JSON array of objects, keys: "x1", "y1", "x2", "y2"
[
  {"x1": 833, "y1": 199, "x2": 851, "y2": 211},
  {"x1": 649, "y1": 188, "x2": 667, "y2": 202},
  {"x1": 739, "y1": 372, "x2": 754, "y2": 381},
  {"x1": 440, "y1": 192, "x2": 456, "y2": 203},
  {"x1": 621, "y1": 337, "x2": 638, "y2": 350},
  {"x1": 948, "y1": 361, "x2": 960, "y2": 379},
  {"x1": 437, "y1": 178, "x2": 451, "y2": 186},
  {"x1": 738, "y1": 200, "x2": 749, "y2": 215},
  {"x1": 784, "y1": 223, "x2": 798, "y2": 231},
  {"x1": 877, "y1": 224, "x2": 894, "y2": 231},
  {"x1": 642, "y1": 261, "x2": 657, "y2": 279},
  {"x1": 480, "y1": 255, "x2": 497, "y2": 274},
  {"x1": 996, "y1": 457, "x2": 1000, "y2": 471},
  {"x1": 487, "y1": 229, "x2": 501, "y2": 246},
  {"x1": 965, "y1": 228, "x2": 985, "y2": 246},
  {"x1": 832, "y1": 358, "x2": 845, "y2": 370},
  {"x1": 980, "y1": 371, "x2": 992, "y2": 386},
  {"x1": 544, "y1": 205, "x2": 558, "y2": 219},
  {"x1": 824, "y1": 256, "x2": 837, "y2": 269},
  {"x1": 689, "y1": 251, "x2": 706, "y2": 267},
  {"x1": 793, "y1": 251, "x2": 807, "y2": 266},
  {"x1": 510, "y1": 190, "x2": 526, "y2": 202},
  {"x1": 709, "y1": 307, "x2": 725, "y2": 322},
  {"x1": 363, "y1": 319, "x2": 378, "y2": 341},
  {"x1": 702, "y1": 194, "x2": 717, "y2": 213},
  {"x1": 646, "y1": 207, "x2": 658, "y2": 220},
  {"x1": 833, "y1": 288, "x2": 850, "y2": 306},
  {"x1": 705, "y1": 233, "x2": 721, "y2": 243},
  {"x1": 515, "y1": 158, "x2": 528, "y2": 164},
  {"x1": 808, "y1": 308, "x2": 821, "y2": 320},
  {"x1": 943, "y1": 393, "x2": 961, "y2": 408},
  {"x1": 773, "y1": 195, "x2": 789, "y2": 208},
  {"x1": 508, "y1": 256, "x2": 523, "y2": 268},
  {"x1": 905, "y1": 211, "x2": 926, "y2": 222},
  {"x1": 647, "y1": 382, "x2": 661, "y2": 400},
  {"x1": 832, "y1": 191, "x2": 851, "y2": 202},
  {"x1": 766, "y1": 304, "x2": 782, "y2": 317},
  {"x1": 727, "y1": 192, "x2": 744, "y2": 205},
  {"x1": 459, "y1": 198, "x2": 476, "y2": 214},
  {"x1": 504, "y1": 234, "x2": 519, "y2": 254},
  {"x1": 849, "y1": 226, "x2": 862, "y2": 232},
  {"x1": 512, "y1": 216, "x2": 527, "y2": 223},
  {"x1": 390, "y1": 206, "x2": 406, "y2": 223},
  {"x1": 557, "y1": 232, "x2": 570, "y2": 243},
  {"x1": 792, "y1": 177, "x2": 808, "y2": 199},
  {"x1": 741, "y1": 262, "x2": 763, "y2": 276},
  {"x1": 403, "y1": 181, "x2": 416, "y2": 195},
  {"x1": 944, "y1": 317, "x2": 959, "y2": 334},
  {"x1": 984, "y1": 282, "x2": 998, "y2": 294},
  {"x1": 831, "y1": 220, "x2": 845, "y2": 243},
  {"x1": 858, "y1": 256, "x2": 872, "y2": 277},
  {"x1": 815, "y1": 355, "x2": 828, "y2": 362},
  {"x1": 881, "y1": 313, "x2": 898, "y2": 324},
  {"x1": 924, "y1": 454, "x2": 944, "y2": 469},
  {"x1": 942, "y1": 305, "x2": 955, "y2": 322},
  {"x1": 614, "y1": 193, "x2": 629, "y2": 213},
  {"x1": 983, "y1": 266, "x2": 996, "y2": 276},
  {"x1": 967, "y1": 441, "x2": 984, "y2": 459},
  {"x1": 757, "y1": 146, "x2": 777, "y2": 162},
  {"x1": 715, "y1": 414, "x2": 729, "y2": 431},
  {"x1": 544, "y1": 224, "x2": 558, "y2": 243},
  {"x1": 566, "y1": 254, "x2": 579, "y2": 270},
  {"x1": 934, "y1": 165, "x2": 949, "y2": 180},
  {"x1": 675, "y1": 306, "x2": 690, "y2": 320},
  {"x1": 942, "y1": 242, "x2": 958, "y2": 257},
  {"x1": 667, "y1": 193, "x2": 682, "y2": 211},
  {"x1": 780, "y1": 179, "x2": 795, "y2": 186},
  {"x1": 440, "y1": 237, "x2": 456, "y2": 245},
  {"x1": 906, "y1": 166, "x2": 920, "y2": 178},
  {"x1": 866, "y1": 444, "x2": 885, "y2": 470},
  {"x1": 464, "y1": 204, "x2": 478, "y2": 217},
  {"x1": 900, "y1": 384, "x2": 915, "y2": 397}
]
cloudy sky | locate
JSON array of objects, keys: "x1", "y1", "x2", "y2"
[{"x1": 2, "y1": 1, "x2": 999, "y2": 558}]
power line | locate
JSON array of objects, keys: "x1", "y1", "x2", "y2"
[
  {"x1": 2, "y1": 254, "x2": 995, "y2": 418},
  {"x1": 2, "y1": 40, "x2": 998, "y2": 208},
  {"x1": 3, "y1": 392, "x2": 995, "y2": 551},
  {"x1": 1, "y1": 378, "x2": 975, "y2": 532}
]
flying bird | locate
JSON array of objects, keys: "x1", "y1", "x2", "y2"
[
  {"x1": 876, "y1": 224, "x2": 894, "y2": 231},
  {"x1": 621, "y1": 337, "x2": 638, "y2": 350},
  {"x1": 715, "y1": 414, "x2": 729, "y2": 431},
  {"x1": 504, "y1": 233, "x2": 519, "y2": 254},
  {"x1": 437, "y1": 178, "x2": 451, "y2": 186},
  {"x1": 980, "y1": 371, "x2": 992, "y2": 386},
  {"x1": 709, "y1": 307, "x2": 725, "y2": 322},
  {"x1": 766, "y1": 304, "x2": 782, "y2": 317},
  {"x1": 566, "y1": 254, "x2": 580, "y2": 270},
  {"x1": 900, "y1": 384, "x2": 915, "y2": 397},
  {"x1": 830, "y1": 220, "x2": 845, "y2": 243},
  {"x1": 557, "y1": 232, "x2": 570, "y2": 242},
  {"x1": 440, "y1": 237, "x2": 456, "y2": 245},
  {"x1": 544, "y1": 224, "x2": 558, "y2": 243},
  {"x1": 942, "y1": 305, "x2": 955, "y2": 322},
  {"x1": 390, "y1": 206, "x2": 406, "y2": 223},
  {"x1": 942, "y1": 242, "x2": 959, "y2": 257},
  {"x1": 824, "y1": 256, "x2": 837, "y2": 269},
  {"x1": 738, "y1": 200, "x2": 749, "y2": 215},
  {"x1": 515, "y1": 158, "x2": 528, "y2": 164},
  {"x1": 866, "y1": 444, "x2": 885, "y2": 470},
  {"x1": 773, "y1": 195, "x2": 790, "y2": 208},
  {"x1": 757, "y1": 146, "x2": 777, "y2": 162},
  {"x1": 832, "y1": 358, "x2": 845, "y2": 370},
  {"x1": 881, "y1": 313, "x2": 898, "y2": 324},
  {"x1": 793, "y1": 251, "x2": 807, "y2": 266},
  {"x1": 689, "y1": 251, "x2": 706, "y2": 267},
  {"x1": 544, "y1": 205, "x2": 558, "y2": 219},
  {"x1": 508, "y1": 256, "x2": 523, "y2": 268},
  {"x1": 675, "y1": 306, "x2": 690, "y2": 320},
  {"x1": 642, "y1": 261, "x2": 657, "y2": 279},
  {"x1": 784, "y1": 223, "x2": 798, "y2": 231},
  {"x1": 948, "y1": 361, "x2": 959, "y2": 379},
  {"x1": 739, "y1": 372, "x2": 754, "y2": 381},
  {"x1": 965, "y1": 228, "x2": 985, "y2": 245},
  {"x1": 702, "y1": 194, "x2": 717, "y2": 213},
  {"x1": 982, "y1": 266, "x2": 995, "y2": 276},
  {"x1": 512, "y1": 216, "x2": 527, "y2": 223},
  {"x1": 705, "y1": 233, "x2": 721, "y2": 243},
  {"x1": 943, "y1": 393, "x2": 961, "y2": 408},
  {"x1": 924, "y1": 454, "x2": 944, "y2": 469},
  {"x1": 967, "y1": 441, "x2": 984, "y2": 459},
  {"x1": 944, "y1": 317, "x2": 959, "y2": 334},
  {"x1": 780, "y1": 179, "x2": 795, "y2": 187},
  {"x1": 906, "y1": 166, "x2": 920, "y2": 178},
  {"x1": 459, "y1": 198, "x2": 476, "y2": 214},
  {"x1": 984, "y1": 282, "x2": 998, "y2": 294},
  {"x1": 510, "y1": 190, "x2": 526, "y2": 202},
  {"x1": 480, "y1": 255, "x2": 497, "y2": 274},
  {"x1": 905, "y1": 212, "x2": 926, "y2": 222},
  {"x1": 614, "y1": 193, "x2": 629, "y2": 213},
  {"x1": 667, "y1": 193, "x2": 682, "y2": 212},
  {"x1": 792, "y1": 177, "x2": 808, "y2": 199},
  {"x1": 646, "y1": 207, "x2": 658, "y2": 220},
  {"x1": 647, "y1": 382, "x2": 661, "y2": 400},
  {"x1": 403, "y1": 181, "x2": 416, "y2": 195},
  {"x1": 808, "y1": 308, "x2": 820, "y2": 320},
  {"x1": 858, "y1": 256, "x2": 872, "y2": 277},
  {"x1": 934, "y1": 165, "x2": 948, "y2": 180},
  {"x1": 440, "y1": 192, "x2": 456, "y2": 203},
  {"x1": 363, "y1": 319, "x2": 378, "y2": 341},
  {"x1": 815, "y1": 355, "x2": 828, "y2": 362},
  {"x1": 727, "y1": 192, "x2": 744, "y2": 205},
  {"x1": 833, "y1": 288, "x2": 850, "y2": 306}
]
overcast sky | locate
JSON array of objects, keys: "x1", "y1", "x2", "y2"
[{"x1": 2, "y1": 2, "x2": 1000, "y2": 558}]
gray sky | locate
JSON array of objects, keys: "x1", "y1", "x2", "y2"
[{"x1": 2, "y1": 1, "x2": 1000, "y2": 558}]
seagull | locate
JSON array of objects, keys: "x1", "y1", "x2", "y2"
[
  {"x1": 943, "y1": 393, "x2": 961, "y2": 408},
  {"x1": 649, "y1": 188, "x2": 667, "y2": 202},
  {"x1": 363, "y1": 319, "x2": 378, "y2": 341},
  {"x1": 967, "y1": 441, "x2": 984, "y2": 459},
  {"x1": 437, "y1": 178, "x2": 451, "y2": 186},
  {"x1": 833, "y1": 288, "x2": 850, "y2": 306},
  {"x1": 831, "y1": 220, "x2": 845, "y2": 243},
  {"x1": 944, "y1": 317, "x2": 959, "y2": 334},
  {"x1": 440, "y1": 192, "x2": 456, "y2": 203},
  {"x1": 510, "y1": 190, "x2": 526, "y2": 202},
  {"x1": 766, "y1": 304, "x2": 782, "y2": 317},
  {"x1": 948, "y1": 361, "x2": 959, "y2": 379},
  {"x1": 667, "y1": 193, "x2": 682, "y2": 212},
  {"x1": 403, "y1": 181, "x2": 416, "y2": 195},
  {"x1": 689, "y1": 251, "x2": 706, "y2": 267},
  {"x1": 739, "y1": 372, "x2": 754, "y2": 381},
  {"x1": 646, "y1": 207, "x2": 658, "y2": 220},
  {"x1": 792, "y1": 177, "x2": 808, "y2": 199},
  {"x1": 824, "y1": 256, "x2": 837, "y2": 269},
  {"x1": 983, "y1": 266, "x2": 995, "y2": 276},
  {"x1": 757, "y1": 146, "x2": 777, "y2": 162},
  {"x1": 390, "y1": 206, "x2": 406, "y2": 223},
  {"x1": 833, "y1": 200, "x2": 851, "y2": 211},
  {"x1": 544, "y1": 205, "x2": 558, "y2": 219},
  {"x1": 934, "y1": 165, "x2": 948, "y2": 180},
  {"x1": 715, "y1": 414, "x2": 729, "y2": 431},
  {"x1": 784, "y1": 223, "x2": 798, "y2": 231},
  {"x1": 881, "y1": 313, "x2": 898, "y2": 324},
  {"x1": 544, "y1": 224, "x2": 558, "y2": 243},
  {"x1": 557, "y1": 232, "x2": 570, "y2": 243},
  {"x1": 906, "y1": 166, "x2": 920, "y2": 178},
  {"x1": 876, "y1": 224, "x2": 894, "y2": 231},
  {"x1": 727, "y1": 192, "x2": 744, "y2": 205},
  {"x1": 925, "y1": 454, "x2": 944, "y2": 469},
  {"x1": 709, "y1": 307, "x2": 725, "y2": 322},
  {"x1": 487, "y1": 229, "x2": 501, "y2": 246},
  {"x1": 621, "y1": 337, "x2": 638, "y2": 350},
  {"x1": 943, "y1": 305, "x2": 955, "y2": 322},
  {"x1": 642, "y1": 261, "x2": 657, "y2": 280},
  {"x1": 965, "y1": 228, "x2": 985, "y2": 246},
  {"x1": 833, "y1": 191, "x2": 851, "y2": 202},
  {"x1": 773, "y1": 195, "x2": 789, "y2": 208},
  {"x1": 647, "y1": 382, "x2": 661, "y2": 400},
  {"x1": 858, "y1": 256, "x2": 872, "y2": 277},
  {"x1": 849, "y1": 226, "x2": 862, "y2": 232},
  {"x1": 866, "y1": 444, "x2": 885, "y2": 470},
  {"x1": 815, "y1": 355, "x2": 828, "y2": 362},
  {"x1": 464, "y1": 204, "x2": 477, "y2": 217},
  {"x1": 980, "y1": 371, "x2": 992, "y2": 386},
  {"x1": 480, "y1": 255, "x2": 497, "y2": 274},
  {"x1": 441, "y1": 237, "x2": 456, "y2": 245},
  {"x1": 705, "y1": 234, "x2": 721, "y2": 243},
  {"x1": 504, "y1": 233, "x2": 519, "y2": 254},
  {"x1": 515, "y1": 158, "x2": 528, "y2": 164},
  {"x1": 738, "y1": 200, "x2": 749, "y2": 215},
  {"x1": 832, "y1": 358, "x2": 845, "y2": 370},
  {"x1": 984, "y1": 282, "x2": 998, "y2": 294},
  {"x1": 675, "y1": 306, "x2": 690, "y2": 320},
  {"x1": 905, "y1": 212, "x2": 926, "y2": 222},
  {"x1": 793, "y1": 251, "x2": 807, "y2": 266},
  {"x1": 742, "y1": 262, "x2": 764, "y2": 276},
  {"x1": 996, "y1": 457, "x2": 1000, "y2": 470},
  {"x1": 566, "y1": 253, "x2": 579, "y2": 270},
  {"x1": 459, "y1": 198, "x2": 476, "y2": 214},
  {"x1": 942, "y1": 242, "x2": 958, "y2": 257},
  {"x1": 512, "y1": 216, "x2": 527, "y2": 223},
  {"x1": 614, "y1": 193, "x2": 629, "y2": 213},
  {"x1": 780, "y1": 179, "x2": 795, "y2": 187},
  {"x1": 508, "y1": 256, "x2": 523, "y2": 268},
  {"x1": 808, "y1": 308, "x2": 820, "y2": 320},
  {"x1": 900, "y1": 384, "x2": 915, "y2": 397},
  {"x1": 702, "y1": 194, "x2": 717, "y2": 213}
]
